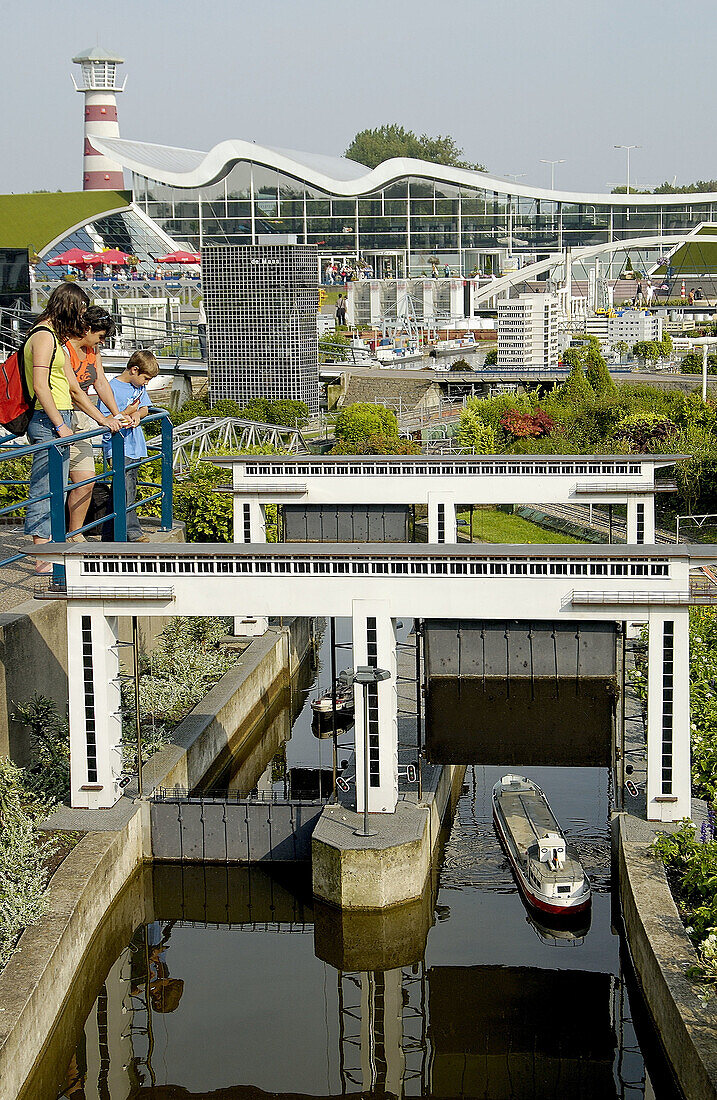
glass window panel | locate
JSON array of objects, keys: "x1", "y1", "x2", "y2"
[
  {"x1": 409, "y1": 179, "x2": 433, "y2": 199},
  {"x1": 434, "y1": 182, "x2": 460, "y2": 200},
  {"x1": 224, "y1": 162, "x2": 251, "y2": 199},
  {"x1": 306, "y1": 199, "x2": 331, "y2": 216},
  {"x1": 275, "y1": 172, "x2": 304, "y2": 200},
  {"x1": 384, "y1": 181, "x2": 408, "y2": 198}
]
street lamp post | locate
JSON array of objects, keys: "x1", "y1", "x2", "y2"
[
  {"x1": 614, "y1": 145, "x2": 641, "y2": 195},
  {"x1": 540, "y1": 159, "x2": 565, "y2": 190},
  {"x1": 686, "y1": 335, "x2": 717, "y2": 402},
  {"x1": 353, "y1": 665, "x2": 391, "y2": 837}
]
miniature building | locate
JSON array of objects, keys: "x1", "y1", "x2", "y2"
[
  {"x1": 203, "y1": 243, "x2": 319, "y2": 414},
  {"x1": 498, "y1": 294, "x2": 560, "y2": 369}
]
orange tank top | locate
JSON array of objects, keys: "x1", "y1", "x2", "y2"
[{"x1": 64, "y1": 341, "x2": 98, "y2": 394}]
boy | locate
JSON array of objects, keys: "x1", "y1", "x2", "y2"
[{"x1": 99, "y1": 350, "x2": 159, "y2": 542}]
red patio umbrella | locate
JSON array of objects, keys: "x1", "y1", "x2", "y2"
[
  {"x1": 46, "y1": 248, "x2": 96, "y2": 267},
  {"x1": 82, "y1": 249, "x2": 132, "y2": 266},
  {"x1": 155, "y1": 251, "x2": 201, "y2": 264}
]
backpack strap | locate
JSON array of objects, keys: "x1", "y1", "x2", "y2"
[{"x1": 22, "y1": 324, "x2": 60, "y2": 403}]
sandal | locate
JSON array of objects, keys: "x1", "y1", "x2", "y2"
[{"x1": 67, "y1": 532, "x2": 87, "y2": 542}]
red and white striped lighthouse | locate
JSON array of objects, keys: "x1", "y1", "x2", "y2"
[{"x1": 72, "y1": 46, "x2": 126, "y2": 190}]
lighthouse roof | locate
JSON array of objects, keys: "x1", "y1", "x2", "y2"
[{"x1": 73, "y1": 45, "x2": 124, "y2": 64}]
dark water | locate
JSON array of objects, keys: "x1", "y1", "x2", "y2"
[{"x1": 43, "y1": 622, "x2": 682, "y2": 1100}]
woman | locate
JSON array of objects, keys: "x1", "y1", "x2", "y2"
[
  {"x1": 63, "y1": 306, "x2": 125, "y2": 539},
  {"x1": 23, "y1": 284, "x2": 88, "y2": 570}
]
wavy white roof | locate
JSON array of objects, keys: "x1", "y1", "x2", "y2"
[{"x1": 93, "y1": 135, "x2": 717, "y2": 207}]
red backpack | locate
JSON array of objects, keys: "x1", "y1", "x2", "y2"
[{"x1": 0, "y1": 325, "x2": 57, "y2": 436}]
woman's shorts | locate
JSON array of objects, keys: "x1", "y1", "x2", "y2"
[{"x1": 70, "y1": 410, "x2": 97, "y2": 474}]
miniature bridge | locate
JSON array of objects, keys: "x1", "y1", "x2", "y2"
[
  {"x1": 213, "y1": 453, "x2": 682, "y2": 546},
  {"x1": 36, "y1": 541, "x2": 717, "y2": 824}
]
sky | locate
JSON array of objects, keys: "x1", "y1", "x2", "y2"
[{"x1": 2, "y1": 0, "x2": 715, "y2": 196}]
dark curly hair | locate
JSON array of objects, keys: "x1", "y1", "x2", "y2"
[
  {"x1": 82, "y1": 305, "x2": 117, "y2": 339},
  {"x1": 36, "y1": 284, "x2": 89, "y2": 343}
]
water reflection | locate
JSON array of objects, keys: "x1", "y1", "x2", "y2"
[
  {"x1": 54, "y1": 837, "x2": 680, "y2": 1100},
  {"x1": 43, "y1": 620, "x2": 681, "y2": 1100}
]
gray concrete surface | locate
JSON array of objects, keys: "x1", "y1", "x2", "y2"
[
  {"x1": 619, "y1": 820, "x2": 717, "y2": 1100},
  {"x1": 312, "y1": 761, "x2": 464, "y2": 909}
]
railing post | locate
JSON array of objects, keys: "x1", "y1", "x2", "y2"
[
  {"x1": 48, "y1": 441, "x2": 66, "y2": 585},
  {"x1": 48, "y1": 442, "x2": 66, "y2": 543},
  {"x1": 159, "y1": 413, "x2": 174, "y2": 531},
  {"x1": 111, "y1": 431, "x2": 127, "y2": 542}
]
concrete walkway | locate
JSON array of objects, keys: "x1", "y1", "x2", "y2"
[{"x1": 0, "y1": 526, "x2": 41, "y2": 614}]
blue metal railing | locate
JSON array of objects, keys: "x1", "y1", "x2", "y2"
[{"x1": 0, "y1": 409, "x2": 173, "y2": 574}]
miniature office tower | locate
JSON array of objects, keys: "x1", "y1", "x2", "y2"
[{"x1": 203, "y1": 242, "x2": 320, "y2": 415}]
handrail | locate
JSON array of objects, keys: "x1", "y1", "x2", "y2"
[{"x1": 0, "y1": 409, "x2": 173, "y2": 576}]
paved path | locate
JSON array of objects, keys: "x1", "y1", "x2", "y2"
[{"x1": 0, "y1": 526, "x2": 44, "y2": 614}]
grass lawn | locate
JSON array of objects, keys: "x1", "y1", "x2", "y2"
[
  {"x1": 457, "y1": 508, "x2": 583, "y2": 544},
  {"x1": 0, "y1": 190, "x2": 131, "y2": 252}
]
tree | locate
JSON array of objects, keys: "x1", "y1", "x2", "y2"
[
  {"x1": 333, "y1": 403, "x2": 399, "y2": 446},
  {"x1": 681, "y1": 351, "x2": 717, "y2": 374},
  {"x1": 584, "y1": 346, "x2": 616, "y2": 397},
  {"x1": 632, "y1": 340, "x2": 661, "y2": 363},
  {"x1": 561, "y1": 347, "x2": 585, "y2": 371},
  {"x1": 483, "y1": 348, "x2": 498, "y2": 366},
  {"x1": 344, "y1": 124, "x2": 486, "y2": 171},
  {"x1": 560, "y1": 362, "x2": 594, "y2": 407}
]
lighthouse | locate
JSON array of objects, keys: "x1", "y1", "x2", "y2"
[{"x1": 72, "y1": 46, "x2": 126, "y2": 190}]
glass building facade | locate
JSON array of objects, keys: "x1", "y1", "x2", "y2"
[{"x1": 129, "y1": 161, "x2": 717, "y2": 278}]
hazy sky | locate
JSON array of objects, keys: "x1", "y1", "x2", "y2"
[{"x1": 2, "y1": 0, "x2": 715, "y2": 195}]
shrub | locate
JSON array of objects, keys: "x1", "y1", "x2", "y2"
[
  {"x1": 123, "y1": 616, "x2": 235, "y2": 770},
  {"x1": 499, "y1": 409, "x2": 554, "y2": 439},
  {"x1": 455, "y1": 409, "x2": 496, "y2": 453},
  {"x1": 209, "y1": 399, "x2": 245, "y2": 419},
  {"x1": 319, "y1": 329, "x2": 350, "y2": 362},
  {"x1": 0, "y1": 758, "x2": 52, "y2": 970},
  {"x1": 171, "y1": 396, "x2": 210, "y2": 426},
  {"x1": 612, "y1": 411, "x2": 676, "y2": 450},
  {"x1": 332, "y1": 433, "x2": 421, "y2": 455},
  {"x1": 11, "y1": 694, "x2": 70, "y2": 805},
  {"x1": 241, "y1": 398, "x2": 271, "y2": 423},
  {"x1": 334, "y1": 403, "x2": 398, "y2": 445},
  {"x1": 461, "y1": 391, "x2": 535, "y2": 431},
  {"x1": 268, "y1": 400, "x2": 309, "y2": 427},
  {"x1": 0, "y1": 454, "x2": 32, "y2": 516}
]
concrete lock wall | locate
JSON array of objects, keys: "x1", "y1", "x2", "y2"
[
  {"x1": 0, "y1": 525, "x2": 187, "y2": 764},
  {"x1": 283, "y1": 504, "x2": 410, "y2": 543},
  {"x1": 424, "y1": 620, "x2": 617, "y2": 767},
  {"x1": 618, "y1": 817, "x2": 717, "y2": 1100},
  {"x1": 0, "y1": 616, "x2": 312, "y2": 1100},
  {"x1": 0, "y1": 597, "x2": 175, "y2": 765}
]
